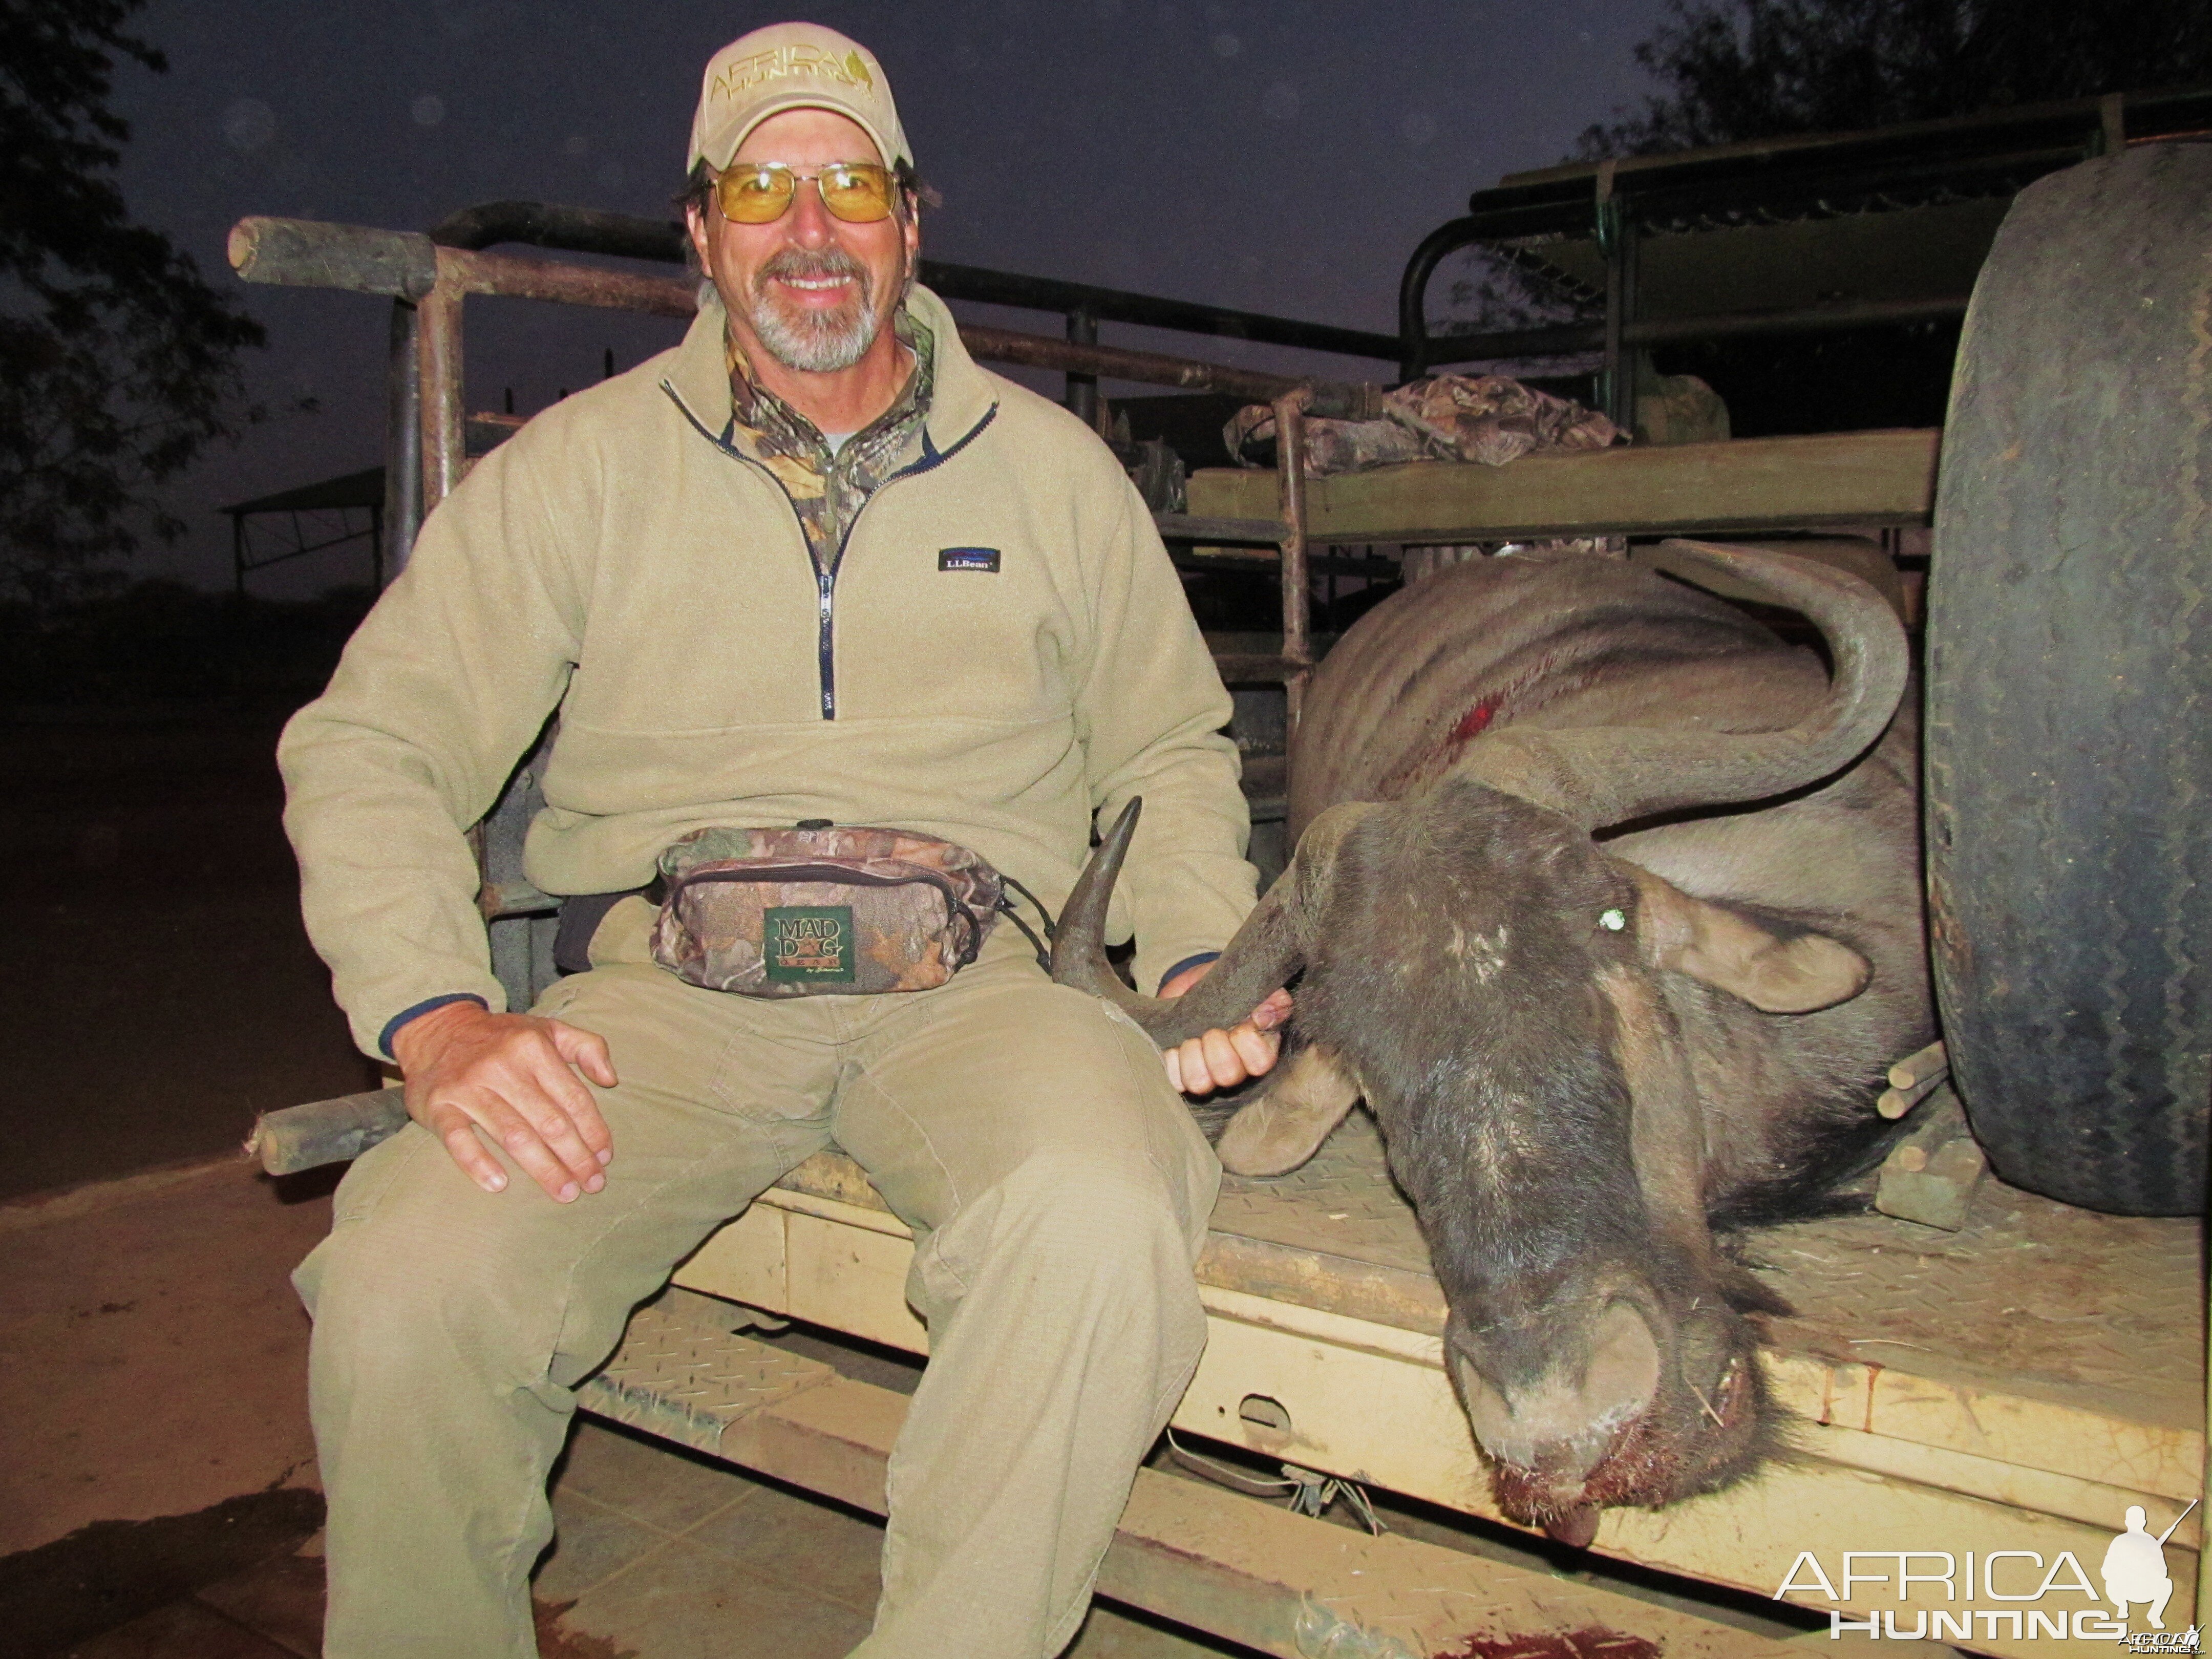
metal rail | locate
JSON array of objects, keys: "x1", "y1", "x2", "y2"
[
  {"x1": 422, "y1": 200, "x2": 1401, "y2": 362},
  {"x1": 230, "y1": 212, "x2": 1336, "y2": 711},
  {"x1": 954, "y1": 325, "x2": 1379, "y2": 413},
  {"x1": 429, "y1": 199, "x2": 688, "y2": 264},
  {"x1": 1396, "y1": 82, "x2": 2212, "y2": 381},
  {"x1": 916, "y1": 258, "x2": 1398, "y2": 362},
  {"x1": 303, "y1": 197, "x2": 1391, "y2": 589},
  {"x1": 1396, "y1": 287, "x2": 1977, "y2": 375},
  {"x1": 228, "y1": 215, "x2": 1380, "y2": 533}
]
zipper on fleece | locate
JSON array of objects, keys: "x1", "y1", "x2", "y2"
[
  {"x1": 663, "y1": 381, "x2": 996, "y2": 721},
  {"x1": 814, "y1": 563, "x2": 835, "y2": 719}
]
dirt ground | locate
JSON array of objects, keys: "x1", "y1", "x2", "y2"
[
  {"x1": 0, "y1": 705, "x2": 373, "y2": 1204},
  {"x1": 0, "y1": 705, "x2": 354, "y2": 1649},
  {"x1": 0, "y1": 1162, "x2": 329, "y2": 1557},
  {"x1": 0, "y1": 1155, "x2": 1244, "y2": 1659}
]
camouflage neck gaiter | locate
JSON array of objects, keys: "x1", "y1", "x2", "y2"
[{"x1": 722, "y1": 308, "x2": 935, "y2": 578}]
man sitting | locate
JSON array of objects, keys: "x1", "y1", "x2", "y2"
[{"x1": 280, "y1": 22, "x2": 1281, "y2": 1658}]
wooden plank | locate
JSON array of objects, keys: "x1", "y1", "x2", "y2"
[
  {"x1": 1153, "y1": 512, "x2": 1290, "y2": 544},
  {"x1": 1210, "y1": 653, "x2": 1302, "y2": 685},
  {"x1": 671, "y1": 1201, "x2": 786, "y2": 1310},
  {"x1": 1184, "y1": 429, "x2": 1941, "y2": 543},
  {"x1": 1791, "y1": 1419, "x2": 2203, "y2": 1546},
  {"x1": 610, "y1": 1321, "x2": 1807, "y2": 1659},
  {"x1": 1609, "y1": 1459, "x2": 2190, "y2": 1656},
  {"x1": 682, "y1": 1186, "x2": 2203, "y2": 1499},
  {"x1": 1179, "y1": 1293, "x2": 2198, "y2": 1655},
  {"x1": 715, "y1": 1369, "x2": 905, "y2": 1516},
  {"x1": 1764, "y1": 1349, "x2": 2205, "y2": 1503},
  {"x1": 1101, "y1": 1462, "x2": 1806, "y2": 1659},
  {"x1": 676, "y1": 1192, "x2": 2205, "y2": 1498}
]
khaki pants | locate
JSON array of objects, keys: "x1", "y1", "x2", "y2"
[{"x1": 294, "y1": 900, "x2": 1219, "y2": 1659}]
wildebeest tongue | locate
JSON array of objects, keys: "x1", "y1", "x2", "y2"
[{"x1": 1542, "y1": 1505, "x2": 1600, "y2": 1548}]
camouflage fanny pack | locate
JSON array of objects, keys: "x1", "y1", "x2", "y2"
[{"x1": 649, "y1": 822, "x2": 1031, "y2": 997}]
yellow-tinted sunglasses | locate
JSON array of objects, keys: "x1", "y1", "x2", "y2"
[{"x1": 713, "y1": 161, "x2": 897, "y2": 225}]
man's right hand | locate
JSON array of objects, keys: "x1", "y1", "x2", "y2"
[{"x1": 391, "y1": 1001, "x2": 618, "y2": 1201}]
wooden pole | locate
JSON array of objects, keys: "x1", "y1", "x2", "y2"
[{"x1": 1877, "y1": 1039, "x2": 1949, "y2": 1119}]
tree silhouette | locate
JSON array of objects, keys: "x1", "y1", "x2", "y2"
[
  {"x1": 0, "y1": 0, "x2": 268, "y2": 606},
  {"x1": 1584, "y1": 0, "x2": 2212, "y2": 158}
]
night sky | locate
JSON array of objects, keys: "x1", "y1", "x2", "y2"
[{"x1": 111, "y1": 0, "x2": 1672, "y2": 595}]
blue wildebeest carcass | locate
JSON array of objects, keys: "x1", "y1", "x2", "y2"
[{"x1": 1053, "y1": 540, "x2": 1933, "y2": 1544}]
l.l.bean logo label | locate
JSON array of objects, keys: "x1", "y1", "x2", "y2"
[{"x1": 765, "y1": 905, "x2": 855, "y2": 984}]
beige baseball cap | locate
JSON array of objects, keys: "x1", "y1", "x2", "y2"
[{"x1": 688, "y1": 22, "x2": 911, "y2": 174}]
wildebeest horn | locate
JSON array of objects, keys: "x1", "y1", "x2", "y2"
[
  {"x1": 1051, "y1": 798, "x2": 1306, "y2": 1047},
  {"x1": 1451, "y1": 539, "x2": 1909, "y2": 831}
]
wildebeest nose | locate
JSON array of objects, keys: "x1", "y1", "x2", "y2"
[{"x1": 1454, "y1": 1302, "x2": 1662, "y2": 1478}]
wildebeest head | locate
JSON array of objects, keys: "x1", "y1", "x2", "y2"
[{"x1": 1052, "y1": 541, "x2": 1907, "y2": 1540}]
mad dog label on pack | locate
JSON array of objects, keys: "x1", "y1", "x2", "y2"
[
  {"x1": 764, "y1": 905, "x2": 855, "y2": 984},
  {"x1": 649, "y1": 823, "x2": 1005, "y2": 997}
]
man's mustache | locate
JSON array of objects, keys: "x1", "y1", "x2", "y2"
[{"x1": 755, "y1": 248, "x2": 872, "y2": 303}]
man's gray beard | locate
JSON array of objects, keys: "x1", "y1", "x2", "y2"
[{"x1": 745, "y1": 249, "x2": 884, "y2": 373}]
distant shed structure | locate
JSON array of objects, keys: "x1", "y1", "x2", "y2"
[{"x1": 221, "y1": 466, "x2": 385, "y2": 594}]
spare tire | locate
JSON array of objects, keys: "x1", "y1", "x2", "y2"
[{"x1": 1925, "y1": 142, "x2": 2212, "y2": 1216}]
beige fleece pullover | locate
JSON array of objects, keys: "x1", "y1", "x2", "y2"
[{"x1": 279, "y1": 285, "x2": 1256, "y2": 1057}]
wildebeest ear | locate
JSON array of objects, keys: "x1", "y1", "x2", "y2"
[
  {"x1": 1214, "y1": 1044, "x2": 1362, "y2": 1177},
  {"x1": 1619, "y1": 865, "x2": 1870, "y2": 1014}
]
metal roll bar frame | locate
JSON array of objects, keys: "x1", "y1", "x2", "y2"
[
  {"x1": 1395, "y1": 83, "x2": 2212, "y2": 421},
  {"x1": 231, "y1": 205, "x2": 1392, "y2": 585}
]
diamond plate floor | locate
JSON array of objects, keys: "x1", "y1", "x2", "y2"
[{"x1": 580, "y1": 1292, "x2": 837, "y2": 1455}]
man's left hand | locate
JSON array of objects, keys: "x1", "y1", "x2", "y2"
[{"x1": 1158, "y1": 961, "x2": 1292, "y2": 1096}]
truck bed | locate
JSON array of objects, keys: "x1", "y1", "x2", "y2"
[{"x1": 669, "y1": 1107, "x2": 2202, "y2": 1658}]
